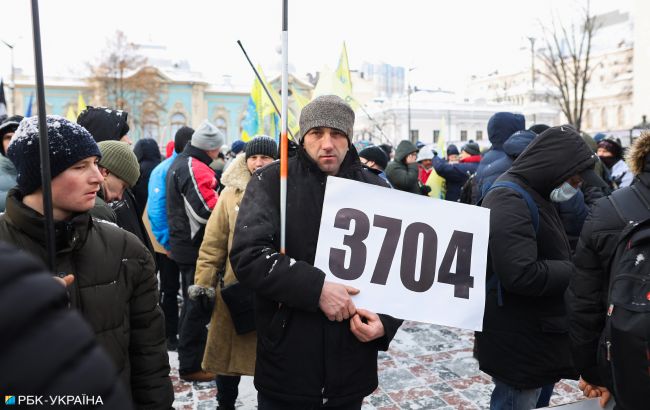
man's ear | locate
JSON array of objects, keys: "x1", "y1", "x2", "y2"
[{"x1": 99, "y1": 167, "x2": 109, "y2": 178}]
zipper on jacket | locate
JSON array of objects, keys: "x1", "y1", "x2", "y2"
[
  {"x1": 607, "y1": 304, "x2": 614, "y2": 316},
  {"x1": 321, "y1": 388, "x2": 328, "y2": 405},
  {"x1": 606, "y1": 341, "x2": 612, "y2": 361}
]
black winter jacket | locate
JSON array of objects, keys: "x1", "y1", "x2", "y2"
[
  {"x1": 0, "y1": 189, "x2": 173, "y2": 409},
  {"x1": 0, "y1": 242, "x2": 134, "y2": 409},
  {"x1": 476, "y1": 126, "x2": 596, "y2": 388},
  {"x1": 385, "y1": 140, "x2": 420, "y2": 194},
  {"x1": 230, "y1": 146, "x2": 403, "y2": 406},
  {"x1": 133, "y1": 138, "x2": 162, "y2": 218},
  {"x1": 166, "y1": 144, "x2": 218, "y2": 265}
]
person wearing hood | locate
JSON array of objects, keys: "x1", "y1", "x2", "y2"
[
  {"x1": 567, "y1": 130, "x2": 650, "y2": 410},
  {"x1": 416, "y1": 147, "x2": 435, "y2": 185},
  {"x1": 597, "y1": 138, "x2": 632, "y2": 189},
  {"x1": 132, "y1": 138, "x2": 162, "y2": 218},
  {"x1": 193, "y1": 136, "x2": 277, "y2": 410},
  {"x1": 359, "y1": 145, "x2": 391, "y2": 185},
  {"x1": 0, "y1": 115, "x2": 22, "y2": 211},
  {"x1": 385, "y1": 140, "x2": 421, "y2": 194},
  {"x1": 77, "y1": 106, "x2": 132, "y2": 145},
  {"x1": 147, "y1": 126, "x2": 193, "y2": 352},
  {"x1": 476, "y1": 125, "x2": 599, "y2": 409},
  {"x1": 475, "y1": 112, "x2": 526, "y2": 197},
  {"x1": 431, "y1": 142, "x2": 482, "y2": 202}
]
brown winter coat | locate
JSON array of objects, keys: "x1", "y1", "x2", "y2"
[{"x1": 194, "y1": 154, "x2": 256, "y2": 376}]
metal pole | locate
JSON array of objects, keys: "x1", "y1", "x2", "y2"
[
  {"x1": 279, "y1": 0, "x2": 289, "y2": 255},
  {"x1": 0, "y1": 40, "x2": 15, "y2": 115},
  {"x1": 407, "y1": 84, "x2": 412, "y2": 143},
  {"x1": 30, "y1": 0, "x2": 56, "y2": 271},
  {"x1": 237, "y1": 40, "x2": 295, "y2": 140}
]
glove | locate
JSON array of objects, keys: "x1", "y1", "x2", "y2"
[
  {"x1": 188, "y1": 285, "x2": 216, "y2": 317},
  {"x1": 419, "y1": 184, "x2": 432, "y2": 196}
]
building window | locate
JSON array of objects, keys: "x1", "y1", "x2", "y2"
[
  {"x1": 601, "y1": 107, "x2": 608, "y2": 129},
  {"x1": 617, "y1": 106, "x2": 625, "y2": 127},
  {"x1": 585, "y1": 109, "x2": 592, "y2": 129},
  {"x1": 410, "y1": 129, "x2": 419, "y2": 141},
  {"x1": 433, "y1": 130, "x2": 440, "y2": 143},
  {"x1": 170, "y1": 113, "x2": 186, "y2": 139},
  {"x1": 214, "y1": 117, "x2": 228, "y2": 138},
  {"x1": 142, "y1": 113, "x2": 159, "y2": 140},
  {"x1": 460, "y1": 130, "x2": 468, "y2": 141},
  {"x1": 476, "y1": 130, "x2": 483, "y2": 140}
]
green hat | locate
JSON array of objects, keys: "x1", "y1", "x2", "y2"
[{"x1": 97, "y1": 141, "x2": 140, "y2": 188}]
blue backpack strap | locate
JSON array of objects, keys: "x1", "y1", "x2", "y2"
[{"x1": 482, "y1": 180, "x2": 540, "y2": 306}]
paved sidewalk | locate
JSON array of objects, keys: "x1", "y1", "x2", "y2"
[{"x1": 171, "y1": 321, "x2": 584, "y2": 409}]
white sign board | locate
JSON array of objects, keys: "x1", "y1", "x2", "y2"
[{"x1": 314, "y1": 176, "x2": 490, "y2": 331}]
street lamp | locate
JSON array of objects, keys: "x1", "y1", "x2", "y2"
[
  {"x1": 1, "y1": 39, "x2": 15, "y2": 116},
  {"x1": 407, "y1": 67, "x2": 416, "y2": 144}
]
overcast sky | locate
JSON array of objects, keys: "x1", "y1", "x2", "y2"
[{"x1": 1, "y1": 0, "x2": 631, "y2": 91}]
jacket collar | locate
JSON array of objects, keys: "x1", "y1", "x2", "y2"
[
  {"x1": 4, "y1": 188, "x2": 92, "y2": 252},
  {"x1": 460, "y1": 155, "x2": 482, "y2": 163},
  {"x1": 183, "y1": 144, "x2": 214, "y2": 166}
]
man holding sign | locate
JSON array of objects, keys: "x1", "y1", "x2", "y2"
[{"x1": 230, "y1": 95, "x2": 402, "y2": 409}]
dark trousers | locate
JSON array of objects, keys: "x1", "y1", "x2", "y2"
[
  {"x1": 257, "y1": 393, "x2": 363, "y2": 410},
  {"x1": 216, "y1": 375, "x2": 241, "y2": 409},
  {"x1": 177, "y1": 263, "x2": 210, "y2": 375},
  {"x1": 156, "y1": 252, "x2": 181, "y2": 339}
]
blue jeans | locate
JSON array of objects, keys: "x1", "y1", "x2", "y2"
[{"x1": 490, "y1": 378, "x2": 542, "y2": 410}]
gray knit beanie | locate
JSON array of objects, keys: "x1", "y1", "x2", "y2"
[
  {"x1": 191, "y1": 120, "x2": 225, "y2": 151},
  {"x1": 299, "y1": 95, "x2": 354, "y2": 141},
  {"x1": 97, "y1": 141, "x2": 140, "y2": 188}
]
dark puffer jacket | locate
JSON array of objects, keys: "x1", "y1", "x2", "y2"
[
  {"x1": 431, "y1": 154, "x2": 481, "y2": 201},
  {"x1": 476, "y1": 125, "x2": 596, "y2": 388},
  {"x1": 567, "y1": 131, "x2": 650, "y2": 391},
  {"x1": 0, "y1": 242, "x2": 133, "y2": 409},
  {"x1": 475, "y1": 113, "x2": 525, "y2": 197},
  {"x1": 133, "y1": 138, "x2": 162, "y2": 218},
  {"x1": 230, "y1": 146, "x2": 403, "y2": 406},
  {"x1": 0, "y1": 189, "x2": 173, "y2": 409},
  {"x1": 385, "y1": 140, "x2": 420, "y2": 194}
]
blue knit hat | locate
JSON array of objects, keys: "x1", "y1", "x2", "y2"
[{"x1": 7, "y1": 116, "x2": 101, "y2": 194}]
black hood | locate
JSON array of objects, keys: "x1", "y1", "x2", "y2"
[
  {"x1": 134, "y1": 138, "x2": 162, "y2": 163},
  {"x1": 507, "y1": 125, "x2": 597, "y2": 198},
  {"x1": 77, "y1": 106, "x2": 129, "y2": 142}
]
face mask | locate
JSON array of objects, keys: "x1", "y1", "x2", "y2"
[
  {"x1": 599, "y1": 155, "x2": 618, "y2": 169},
  {"x1": 550, "y1": 182, "x2": 579, "y2": 203}
]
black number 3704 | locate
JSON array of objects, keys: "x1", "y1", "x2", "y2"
[{"x1": 328, "y1": 208, "x2": 474, "y2": 299}]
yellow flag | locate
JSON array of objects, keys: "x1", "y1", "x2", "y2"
[
  {"x1": 256, "y1": 66, "x2": 300, "y2": 139},
  {"x1": 437, "y1": 116, "x2": 447, "y2": 158},
  {"x1": 313, "y1": 43, "x2": 358, "y2": 110},
  {"x1": 65, "y1": 105, "x2": 76, "y2": 122},
  {"x1": 77, "y1": 93, "x2": 86, "y2": 116}
]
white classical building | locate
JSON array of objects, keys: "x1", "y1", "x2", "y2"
[{"x1": 354, "y1": 90, "x2": 558, "y2": 148}]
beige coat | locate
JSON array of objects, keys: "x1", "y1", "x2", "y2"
[{"x1": 195, "y1": 154, "x2": 256, "y2": 376}]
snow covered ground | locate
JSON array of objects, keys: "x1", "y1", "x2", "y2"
[{"x1": 170, "y1": 321, "x2": 584, "y2": 409}]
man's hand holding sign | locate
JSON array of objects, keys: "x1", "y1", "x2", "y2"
[{"x1": 314, "y1": 176, "x2": 490, "y2": 331}]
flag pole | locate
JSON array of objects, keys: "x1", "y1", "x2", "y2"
[
  {"x1": 236, "y1": 40, "x2": 295, "y2": 141},
  {"x1": 30, "y1": 0, "x2": 56, "y2": 271},
  {"x1": 280, "y1": 0, "x2": 289, "y2": 255}
]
